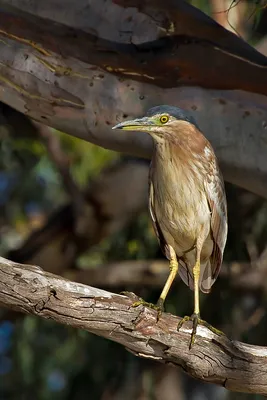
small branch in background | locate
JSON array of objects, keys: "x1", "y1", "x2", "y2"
[
  {"x1": 64, "y1": 259, "x2": 267, "y2": 292},
  {"x1": 0, "y1": 256, "x2": 267, "y2": 395},
  {"x1": 33, "y1": 121, "x2": 85, "y2": 210},
  {"x1": 238, "y1": 307, "x2": 265, "y2": 336},
  {"x1": 210, "y1": 0, "x2": 247, "y2": 38},
  {"x1": 7, "y1": 158, "x2": 149, "y2": 274},
  {"x1": 32, "y1": 121, "x2": 98, "y2": 267}
]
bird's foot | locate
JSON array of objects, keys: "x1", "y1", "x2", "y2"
[
  {"x1": 132, "y1": 297, "x2": 164, "y2": 321},
  {"x1": 199, "y1": 320, "x2": 225, "y2": 337},
  {"x1": 120, "y1": 291, "x2": 140, "y2": 301},
  {"x1": 177, "y1": 313, "x2": 225, "y2": 349}
]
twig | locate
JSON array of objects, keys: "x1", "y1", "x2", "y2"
[{"x1": 0, "y1": 256, "x2": 267, "y2": 395}]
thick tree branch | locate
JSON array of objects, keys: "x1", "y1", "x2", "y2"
[
  {"x1": 0, "y1": 256, "x2": 267, "y2": 395},
  {"x1": 1, "y1": 0, "x2": 266, "y2": 92},
  {"x1": 1, "y1": 2, "x2": 267, "y2": 197}
]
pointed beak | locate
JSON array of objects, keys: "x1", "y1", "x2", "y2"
[{"x1": 112, "y1": 117, "x2": 154, "y2": 131}]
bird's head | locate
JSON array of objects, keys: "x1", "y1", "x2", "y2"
[{"x1": 112, "y1": 105, "x2": 198, "y2": 143}]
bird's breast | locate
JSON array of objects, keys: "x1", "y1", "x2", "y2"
[{"x1": 151, "y1": 150, "x2": 211, "y2": 255}]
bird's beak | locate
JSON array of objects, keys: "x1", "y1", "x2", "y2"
[{"x1": 112, "y1": 117, "x2": 154, "y2": 131}]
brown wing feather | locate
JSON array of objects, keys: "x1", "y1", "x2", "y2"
[
  {"x1": 149, "y1": 178, "x2": 171, "y2": 260},
  {"x1": 204, "y1": 149, "x2": 228, "y2": 283}
]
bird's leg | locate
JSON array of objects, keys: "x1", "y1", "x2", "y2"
[
  {"x1": 192, "y1": 258, "x2": 224, "y2": 338},
  {"x1": 156, "y1": 245, "x2": 178, "y2": 312},
  {"x1": 190, "y1": 254, "x2": 201, "y2": 348},
  {"x1": 132, "y1": 245, "x2": 178, "y2": 320},
  {"x1": 177, "y1": 245, "x2": 224, "y2": 348},
  {"x1": 177, "y1": 244, "x2": 201, "y2": 349}
]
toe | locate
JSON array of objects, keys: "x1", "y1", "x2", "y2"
[
  {"x1": 177, "y1": 315, "x2": 190, "y2": 331},
  {"x1": 156, "y1": 298, "x2": 165, "y2": 312}
]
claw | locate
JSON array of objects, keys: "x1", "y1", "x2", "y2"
[
  {"x1": 177, "y1": 313, "x2": 201, "y2": 349},
  {"x1": 132, "y1": 298, "x2": 164, "y2": 321},
  {"x1": 177, "y1": 315, "x2": 191, "y2": 332},
  {"x1": 177, "y1": 314, "x2": 224, "y2": 349},
  {"x1": 120, "y1": 291, "x2": 139, "y2": 300},
  {"x1": 199, "y1": 320, "x2": 225, "y2": 337},
  {"x1": 155, "y1": 298, "x2": 165, "y2": 320}
]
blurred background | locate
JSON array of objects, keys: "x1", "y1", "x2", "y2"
[{"x1": 1, "y1": 0, "x2": 267, "y2": 399}]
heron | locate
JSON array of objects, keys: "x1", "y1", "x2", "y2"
[{"x1": 112, "y1": 105, "x2": 228, "y2": 348}]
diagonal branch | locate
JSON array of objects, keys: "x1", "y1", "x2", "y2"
[
  {"x1": 1, "y1": 1, "x2": 266, "y2": 92},
  {"x1": 1, "y1": 3, "x2": 267, "y2": 198},
  {"x1": 0, "y1": 256, "x2": 267, "y2": 395}
]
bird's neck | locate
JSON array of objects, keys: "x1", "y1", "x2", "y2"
[
  {"x1": 152, "y1": 127, "x2": 208, "y2": 166},
  {"x1": 153, "y1": 140, "x2": 186, "y2": 164},
  {"x1": 151, "y1": 139, "x2": 198, "y2": 183}
]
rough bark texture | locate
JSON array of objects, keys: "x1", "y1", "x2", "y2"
[
  {"x1": 1, "y1": 1, "x2": 267, "y2": 197},
  {"x1": 1, "y1": 0, "x2": 266, "y2": 91},
  {"x1": 0, "y1": 256, "x2": 267, "y2": 395}
]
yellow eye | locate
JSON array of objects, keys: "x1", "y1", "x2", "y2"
[{"x1": 160, "y1": 115, "x2": 169, "y2": 124}]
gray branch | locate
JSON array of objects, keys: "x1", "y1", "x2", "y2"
[
  {"x1": 0, "y1": 256, "x2": 267, "y2": 395},
  {"x1": 0, "y1": 1, "x2": 267, "y2": 197}
]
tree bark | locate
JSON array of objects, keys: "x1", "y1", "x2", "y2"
[
  {"x1": 1, "y1": 1, "x2": 267, "y2": 196},
  {"x1": 0, "y1": 256, "x2": 267, "y2": 395}
]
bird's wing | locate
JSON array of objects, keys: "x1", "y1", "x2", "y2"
[
  {"x1": 149, "y1": 177, "x2": 171, "y2": 260},
  {"x1": 204, "y1": 148, "x2": 228, "y2": 282}
]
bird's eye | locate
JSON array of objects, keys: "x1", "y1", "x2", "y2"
[{"x1": 160, "y1": 115, "x2": 169, "y2": 124}]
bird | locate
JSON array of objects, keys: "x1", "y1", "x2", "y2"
[{"x1": 112, "y1": 105, "x2": 228, "y2": 348}]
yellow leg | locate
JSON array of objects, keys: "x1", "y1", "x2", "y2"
[
  {"x1": 177, "y1": 246, "x2": 225, "y2": 348},
  {"x1": 189, "y1": 257, "x2": 201, "y2": 348},
  {"x1": 132, "y1": 245, "x2": 178, "y2": 319},
  {"x1": 193, "y1": 259, "x2": 200, "y2": 315},
  {"x1": 177, "y1": 246, "x2": 201, "y2": 348},
  {"x1": 156, "y1": 245, "x2": 178, "y2": 311}
]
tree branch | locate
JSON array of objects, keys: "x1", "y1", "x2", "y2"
[
  {"x1": 34, "y1": 122, "x2": 82, "y2": 200},
  {"x1": 2, "y1": 0, "x2": 266, "y2": 92},
  {"x1": 0, "y1": 256, "x2": 267, "y2": 395},
  {"x1": 63, "y1": 259, "x2": 267, "y2": 292},
  {"x1": 1, "y1": 2, "x2": 267, "y2": 197}
]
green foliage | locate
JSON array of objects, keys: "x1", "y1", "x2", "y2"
[
  {"x1": 78, "y1": 212, "x2": 158, "y2": 269},
  {"x1": 0, "y1": 128, "x2": 117, "y2": 254},
  {"x1": 55, "y1": 130, "x2": 117, "y2": 187}
]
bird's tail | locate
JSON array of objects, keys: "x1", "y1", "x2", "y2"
[
  {"x1": 199, "y1": 259, "x2": 214, "y2": 293},
  {"x1": 178, "y1": 259, "x2": 214, "y2": 294}
]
